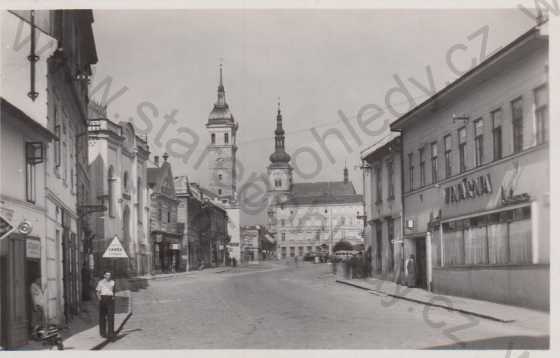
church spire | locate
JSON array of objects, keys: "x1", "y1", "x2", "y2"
[
  {"x1": 216, "y1": 61, "x2": 226, "y2": 106},
  {"x1": 269, "y1": 100, "x2": 291, "y2": 166}
]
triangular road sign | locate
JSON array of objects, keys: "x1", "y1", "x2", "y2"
[
  {"x1": 102, "y1": 235, "x2": 129, "y2": 258},
  {"x1": 0, "y1": 214, "x2": 15, "y2": 241}
]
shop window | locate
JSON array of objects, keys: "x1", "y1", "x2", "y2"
[
  {"x1": 444, "y1": 135, "x2": 452, "y2": 178},
  {"x1": 474, "y1": 118, "x2": 484, "y2": 167},
  {"x1": 458, "y1": 127, "x2": 467, "y2": 173},
  {"x1": 534, "y1": 85, "x2": 548, "y2": 145},
  {"x1": 511, "y1": 98, "x2": 524, "y2": 153},
  {"x1": 419, "y1": 147, "x2": 426, "y2": 187},
  {"x1": 491, "y1": 109, "x2": 503, "y2": 160}
]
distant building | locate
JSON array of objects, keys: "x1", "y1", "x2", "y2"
[
  {"x1": 175, "y1": 177, "x2": 229, "y2": 270},
  {"x1": 390, "y1": 22, "x2": 549, "y2": 310},
  {"x1": 266, "y1": 105, "x2": 364, "y2": 259},
  {"x1": 203, "y1": 65, "x2": 241, "y2": 262},
  {"x1": 147, "y1": 154, "x2": 181, "y2": 273},
  {"x1": 360, "y1": 133, "x2": 403, "y2": 282},
  {"x1": 88, "y1": 102, "x2": 151, "y2": 277}
]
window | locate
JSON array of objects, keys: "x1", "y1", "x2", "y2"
[
  {"x1": 534, "y1": 85, "x2": 548, "y2": 144},
  {"x1": 218, "y1": 174, "x2": 223, "y2": 181},
  {"x1": 511, "y1": 98, "x2": 524, "y2": 153},
  {"x1": 281, "y1": 232, "x2": 286, "y2": 241},
  {"x1": 275, "y1": 179, "x2": 282, "y2": 187},
  {"x1": 218, "y1": 188, "x2": 222, "y2": 195},
  {"x1": 281, "y1": 246, "x2": 287, "y2": 259},
  {"x1": 375, "y1": 221, "x2": 382, "y2": 273},
  {"x1": 298, "y1": 246, "x2": 304, "y2": 256},
  {"x1": 137, "y1": 177, "x2": 143, "y2": 223},
  {"x1": 167, "y1": 210, "x2": 171, "y2": 223},
  {"x1": 430, "y1": 142, "x2": 438, "y2": 183},
  {"x1": 224, "y1": 133, "x2": 229, "y2": 144},
  {"x1": 281, "y1": 219, "x2": 285, "y2": 227},
  {"x1": 492, "y1": 109, "x2": 503, "y2": 160},
  {"x1": 375, "y1": 166, "x2": 382, "y2": 203},
  {"x1": 387, "y1": 160, "x2": 394, "y2": 200},
  {"x1": 62, "y1": 142, "x2": 67, "y2": 182},
  {"x1": 387, "y1": 218, "x2": 394, "y2": 272},
  {"x1": 444, "y1": 135, "x2": 452, "y2": 178},
  {"x1": 107, "y1": 166, "x2": 114, "y2": 217},
  {"x1": 419, "y1": 148, "x2": 426, "y2": 187},
  {"x1": 474, "y1": 118, "x2": 484, "y2": 167},
  {"x1": 408, "y1": 153, "x2": 414, "y2": 192},
  {"x1": 458, "y1": 127, "x2": 467, "y2": 173},
  {"x1": 289, "y1": 247, "x2": 295, "y2": 257},
  {"x1": 211, "y1": 133, "x2": 215, "y2": 144},
  {"x1": 26, "y1": 161, "x2": 36, "y2": 203},
  {"x1": 123, "y1": 171, "x2": 129, "y2": 192},
  {"x1": 158, "y1": 203, "x2": 162, "y2": 221}
]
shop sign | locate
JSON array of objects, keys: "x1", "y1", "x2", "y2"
[
  {"x1": 26, "y1": 238, "x2": 41, "y2": 259},
  {"x1": 444, "y1": 174, "x2": 492, "y2": 205},
  {"x1": 169, "y1": 243, "x2": 180, "y2": 250}
]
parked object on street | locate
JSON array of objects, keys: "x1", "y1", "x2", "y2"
[{"x1": 31, "y1": 325, "x2": 64, "y2": 350}]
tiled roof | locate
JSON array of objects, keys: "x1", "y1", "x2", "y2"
[{"x1": 285, "y1": 181, "x2": 362, "y2": 205}]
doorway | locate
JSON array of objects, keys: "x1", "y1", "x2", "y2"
[{"x1": 415, "y1": 238, "x2": 427, "y2": 289}]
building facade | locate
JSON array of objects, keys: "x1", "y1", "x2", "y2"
[
  {"x1": 88, "y1": 102, "x2": 151, "y2": 277},
  {"x1": 266, "y1": 106, "x2": 364, "y2": 259},
  {"x1": 147, "y1": 154, "x2": 181, "y2": 273},
  {"x1": 0, "y1": 10, "x2": 97, "y2": 348},
  {"x1": 361, "y1": 134, "x2": 404, "y2": 282},
  {"x1": 204, "y1": 66, "x2": 241, "y2": 262},
  {"x1": 175, "y1": 177, "x2": 229, "y2": 270},
  {"x1": 390, "y1": 23, "x2": 549, "y2": 310}
]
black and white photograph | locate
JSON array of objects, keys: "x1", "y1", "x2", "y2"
[{"x1": 0, "y1": 0, "x2": 556, "y2": 353}]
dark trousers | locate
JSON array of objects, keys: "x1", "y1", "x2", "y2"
[{"x1": 99, "y1": 296, "x2": 115, "y2": 337}]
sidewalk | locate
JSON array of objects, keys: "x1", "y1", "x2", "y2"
[
  {"x1": 336, "y1": 276, "x2": 549, "y2": 326},
  {"x1": 19, "y1": 279, "x2": 132, "y2": 351}
]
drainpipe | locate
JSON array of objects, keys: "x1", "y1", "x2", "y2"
[{"x1": 392, "y1": 128, "x2": 406, "y2": 286}]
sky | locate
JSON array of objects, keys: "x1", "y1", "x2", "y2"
[{"x1": 89, "y1": 9, "x2": 537, "y2": 225}]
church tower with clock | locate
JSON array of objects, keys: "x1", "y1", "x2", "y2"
[{"x1": 206, "y1": 64, "x2": 238, "y2": 205}]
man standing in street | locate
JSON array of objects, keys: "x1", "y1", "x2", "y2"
[{"x1": 96, "y1": 271, "x2": 116, "y2": 338}]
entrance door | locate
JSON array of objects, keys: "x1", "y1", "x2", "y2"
[
  {"x1": 416, "y1": 238, "x2": 427, "y2": 289},
  {"x1": 2, "y1": 238, "x2": 28, "y2": 348}
]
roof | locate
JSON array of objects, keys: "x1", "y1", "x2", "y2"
[
  {"x1": 1, "y1": 98, "x2": 57, "y2": 140},
  {"x1": 147, "y1": 161, "x2": 175, "y2": 196},
  {"x1": 360, "y1": 132, "x2": 400, "y2": 160},
  {"x1": 284, "y1": 181, "x2": 363, "y2": 205},
  {"x1": 390, "y1": 22, "x2": 548, "y2": 131}
]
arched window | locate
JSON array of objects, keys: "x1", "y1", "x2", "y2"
[{"x1": 107, "y1": 166, "x2": 114, "y2": 217}]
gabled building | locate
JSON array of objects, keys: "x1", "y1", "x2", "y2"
[
  {"x1": 148, "y1": 154, "x2": 181, "y2": 273},
  {"x1": 88, "y1": 102, "x2": 151, "y2": 277}
]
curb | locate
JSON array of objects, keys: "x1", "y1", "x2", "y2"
[{"x1": 336, "y1": 279, "x2": 514, "y2": 323}]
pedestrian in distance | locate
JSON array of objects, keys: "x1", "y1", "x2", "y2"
[
  {"x1": 30, "y1": 276, "x2": 45, "y2": 335},
  {"x1": 405, "y1": 254, "x2": 416, "y2": 288},
  {"x1": 96, "y1": 271, "x2": 116, "y2": 339}
]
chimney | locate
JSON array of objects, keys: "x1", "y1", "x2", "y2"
[{"x1": 154, "y1": 155, "x2": 159, "y2": 167}]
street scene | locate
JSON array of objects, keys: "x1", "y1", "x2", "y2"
[{"x1": 0, "y1": 2, "x2": 553, "y2": 351}]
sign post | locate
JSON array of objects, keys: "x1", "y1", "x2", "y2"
[{"x1": 102, "y1": 235, "x2": 129, "y2": 276}]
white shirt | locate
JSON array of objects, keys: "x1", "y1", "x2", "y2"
[
  {"x1": 30, "y1": 282, "x2": 44, "y2": 307},
  {"x1": 96, "y1": 279, "x2": 115, "y2": 296}
]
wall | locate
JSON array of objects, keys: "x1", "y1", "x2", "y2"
[{"x1": 432, "y1": 265, "x2": 549, "y2": 310}]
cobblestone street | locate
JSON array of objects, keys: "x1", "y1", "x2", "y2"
[{"x1": 106, "y1": 263, "x2": 548, "y2": 349}]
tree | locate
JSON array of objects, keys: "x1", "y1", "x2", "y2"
[{"x1": 333, "y1": 240, "x2": 353, "y2": 252}]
